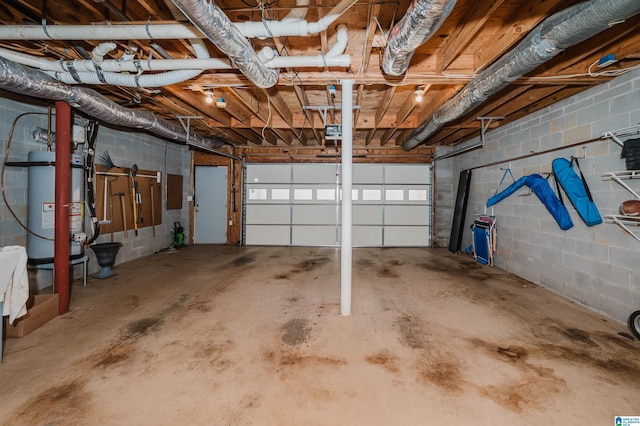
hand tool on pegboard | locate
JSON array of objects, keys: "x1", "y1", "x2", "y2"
[
  {"x1": 115, "y1": 192, "x2": 127, "y2": 238},
  {"x1": 150, "y1": 181, "x2": 156, "y2": 237},
  {"x1": 129, "y1": 164, "x2": 139, "y2": 236}
]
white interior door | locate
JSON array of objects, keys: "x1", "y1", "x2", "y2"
[{"x1": 195, "y1": 166, "x2": 227, "y2": 244}]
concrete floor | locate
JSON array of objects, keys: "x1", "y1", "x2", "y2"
[{"x1": 1, "y1": 246, "x2": 639, "y2": 425}]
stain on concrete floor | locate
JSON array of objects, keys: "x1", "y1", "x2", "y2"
[
  {"x1": 1, "y1": 246, "x2": 639, "y2": 425},
  {"x1": 281, "y1": 318, "x2": 312, "y2": 346}
]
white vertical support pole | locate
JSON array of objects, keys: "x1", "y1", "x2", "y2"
[{"x1": 341, "y1": 79, "x2": 354, "y2": 316}]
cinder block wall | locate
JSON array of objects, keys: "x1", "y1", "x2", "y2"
[
  {"x1": 435, "y1": 68, "x2": 640, "y2": 323},
  {"x1": 0, "y1": 97, "x2": 191, "y2": 288}
]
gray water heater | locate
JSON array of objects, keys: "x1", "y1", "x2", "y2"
[{"x1": 27, "y1": 151, "x2": 85, "y2": 262}]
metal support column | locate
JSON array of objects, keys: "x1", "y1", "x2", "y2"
[
  {"x1": 341, "y1": 79, "x2": 354, "y2": 316},
  {"x1": 54, "y1": 101, "x2": 71, "y2": 314}
]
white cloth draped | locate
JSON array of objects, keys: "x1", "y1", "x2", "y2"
[{"x1": 0, "y1": 245, "x2": 29, "y2": 324}]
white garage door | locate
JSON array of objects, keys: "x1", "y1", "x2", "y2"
[{"x1": 244, "y1": 163, "x2": 432, "y2": 247}]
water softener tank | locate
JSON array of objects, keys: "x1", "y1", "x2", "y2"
[{"x1": 27, "y1": 151, "x2": 85, "y2": 263}]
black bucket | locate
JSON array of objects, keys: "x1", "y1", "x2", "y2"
[{"x1": 90, "y1": 242, "x2": 123, "y2": 279}]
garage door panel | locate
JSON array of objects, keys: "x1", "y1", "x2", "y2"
[
  {"x1": 247, "y1": 164, "x2": 291, "y2": 183},
  {"x1": 384, "y1": 226, "x2": 430, "y2": 246},
  {"x1": 292, "y1": 205, "x2": 337, "y2": 225},
  {"x1": 245, "y1": 163, "x2": 432, "y2": 247},
  {"x1": 245, "y1": 225, "x2": 290, "y2": 245},
  {"x1": 354, "y1": 186, "x2": 383, "y2": 204},
  {"x1": 353, "y1": 164, "x2": 383, "y2": 183},
  {"x1": 293, "y1": 164, "x2": 337, "y2": 183},
  {"x1": 385, "y1": 164, "x2": 431, "y2": 184},
  {"x1": 353, "y1": 226, "x2": 382, "y2": 246},
  {"x1": 247, "y1": 184, "x2": 290, "y2": 203},
  {"x1": 385, "y1": 205, "x2": 430, "y2": 225},
  {"x1": 353, "y1": 205, "x2": 382, "y2": 225},
  {"x1": 246, "y1": 204, "x2": 290, "y2": 225},
  {"x1": 292, "y1": 226, "x2": 337, "y2": 245}
]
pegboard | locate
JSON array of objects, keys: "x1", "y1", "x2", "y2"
[{"x1": 95, "y1": 165, "x2": 162, "y2": 237}]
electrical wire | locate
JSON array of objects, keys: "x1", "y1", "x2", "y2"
[
  {"x1": 1, "y1": 112, "x2": 54, "y2": 240},
  {"x1": 261, "y1": 94, "x2": 272, "y2": 143},
  {"x1": 517, "y1": 59, "x2": 640, "y2": 81},
  {"x1": 85, "y1": 120, "x2": 101, "y2": 244}
]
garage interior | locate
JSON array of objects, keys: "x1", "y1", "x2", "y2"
[{"x1": 1, "y1": 0, "x2": 640, "y2": 423}]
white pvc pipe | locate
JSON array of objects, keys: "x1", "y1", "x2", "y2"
[
  {"x1": 92, "y1": 42, "x2": 117, "y2": 66},
  {"x1": 0, "y1": 25, "x2": 351, "y2": 87},
  {"x1": 0, "y1": 24, "x2": 204, "y2": 41},
  {"x1": 6, "y1": 35, "x2": 211, "y2": 88},
  {"x1": 283, "y1": 0, "x2": 310, "y2": 20},
  {"x1": 308, "y1": 0, "x2": 358, "y2": 34},
  {"x1": 265, "y1": 25, "x2": 350, "y2": 68},
  {"x1": 266, "y1": 54, "x2": 351, "y2": 69},
  {"x1": 341, "y1": 79, "x2": 354, "y2": 317},
  {"x1": 0, "y1": 0, "x2": 355, "y2": 40},
  {"x1": 0, "y1": 46, "x2": 234, "y2": 72}
]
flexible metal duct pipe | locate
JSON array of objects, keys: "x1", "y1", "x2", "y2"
[
  {"x1": 172, "y1": 0, "x2": 279, "y2": 88},
  {"x1": 403, "y1": 0, "x2": 640, "y2": 150},
  {"x1": 0, "y1": 57, "x2": 225, "y2": 149},
  {"x1": 382, "y1": 0, "x2": 456, "y2": 76}
]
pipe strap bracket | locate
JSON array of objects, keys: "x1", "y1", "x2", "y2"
[
  {"x1": 64, "y1": 62, "x2": 82, "y2": 83},
  {"x1": 41, "y1": 19, "x2": 53, "y2": 40},
  {"x1": 95, "y1": 66, "x2": 107, "y2": 84}
]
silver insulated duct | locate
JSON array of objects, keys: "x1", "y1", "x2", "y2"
[
  {"x1": 0, "y1": 57, "x2": 225, "y2": 149},
  {"x1": 382, "y1": 0, "x2": 456, "y2": 76},
  {"x1": 403, "y1": 0, "x2": 640, "y2": 150},
  {"x1": 172, "y1": 0, "x2": 279, "y2": 89}
]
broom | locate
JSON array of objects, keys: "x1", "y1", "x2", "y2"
[{"x1": 98, "y1": 150, "x2": 117, "y2": 169}]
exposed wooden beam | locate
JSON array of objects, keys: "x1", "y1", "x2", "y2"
[
  {"x1": 226, "y1": 127, "x2": 261, "y2": 146},
  {"x1": 353, "y1": 84, "x2": 365, "y2": 134},
  {"x1": 294, "y1": 85, "x2": 322, "y2": 145},
  {"x1": 238, "y1": 113, "x2": 416, "y2": 130},
  {"x1": 168, "y1": 85, "x2": 237, "y2": 124},
  {"x1": 263, "y1": 87, "x2": 293, "y2": 127},
  {"x1": 223, "y1": 87, "x2": 290, "y2": 145},
  {"x1": 473, "y1": 0, "x2": 566, "y2": 73},
  {"x1": 134, "y1": 0, "x2": 162, "y2": 18},
  {"x1": 191, "y1": 71, "x2": 608, "y2": 88},
  {"x1": 416, "y1": 85, "x2": 465, "y2": 123},
  {"x1": 360, "y1": 2, "x2": 382, "y2": 75},
  {"x1": 534, "y1": 13, "x2": 640, "y2": 75},
  {"x1": 379, "y1": 128, "x2": 396, "y2": 147},
  {"x1": 365, "y1": 86, "x2": 397, "y2": 145},
  {"x1": 76, "y1": 0, "x2": 107, "y2": 18},
  {"x1": 437, "y1": 0, "x2": 504, "y2": 73}
]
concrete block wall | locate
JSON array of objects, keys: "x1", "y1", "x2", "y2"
[
  {"x1": 435, "y1": 68, "x2": 640, "y2": 324},
  {"x1": 0, "y1": 97, "x2": 191, "y2": 288},
  {"x1": 433, "y1": 146, "x2": 456, "y2": 246},
  {"x1": 88, "y1": 125, "x2": 191, "y2": 274}
]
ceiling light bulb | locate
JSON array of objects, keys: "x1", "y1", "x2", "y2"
[
  {"x1": 415, "y1": 85, "x2": 425, "y2": 102},
  {"x1": 205, "y1": 92, "x2": 213, "y2": 104},
  {"x1": 416, "y1": 94, "x2": 423, "y2": 102}
]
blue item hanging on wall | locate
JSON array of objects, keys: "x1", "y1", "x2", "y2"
[
  {"x1": 487, "y1": 174, "x2": 574, "y2": 230},
  {"x1": 552, "y1": 157, "x2": 602, "y2": 227}
]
